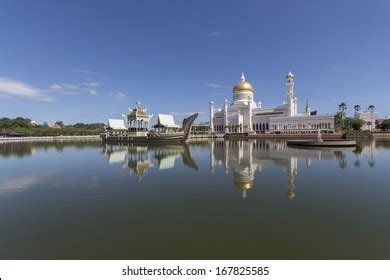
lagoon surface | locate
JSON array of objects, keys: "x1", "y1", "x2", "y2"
[{"x1": 1, "y1": 139, "x2": 390, "y2": 259}]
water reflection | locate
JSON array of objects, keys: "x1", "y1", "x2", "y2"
[
  {"x1": 209, "y1": 140, "x2": 380, "y2": 198},
  {"x1": 100, "y1": 139, "x2": 380, "y2": 199},
  {"x1": 0, "y1": 139, "x2": 381, "y2": 199},
  {"x1": 102, "y1": 143, "x2": 199, "y2": 182}
]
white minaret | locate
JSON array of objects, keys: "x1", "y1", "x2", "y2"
[
  {"x1": 247, "y1": 95, "x2": 253, "y2": 132},
  {"x1": 286, "y1": 71, "x2": 295, "y2": 117},
  {"x1": 223, "y1": 98, "x2": 228, "y2": 132},
  {"x1": 209, "y1": 100, "x2": 215, "y2": 133}
]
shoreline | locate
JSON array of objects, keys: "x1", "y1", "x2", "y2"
[
  {"x1": 0, "y1": 135, "x2": 102, "y2": 143},
  {"x1": 1, "y1": 132, "x2": 389, "y2": 143}
]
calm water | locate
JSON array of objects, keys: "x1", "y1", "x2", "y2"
[{"x1": 1, "y1": 139, "x2": 390, "y2": 259}]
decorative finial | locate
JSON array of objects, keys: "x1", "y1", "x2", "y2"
[
  {"x1": 287, "y1": 71, "x2": 294, "y2": 79},
  {"x1": 305, "y1": 99, "x2": 310, "y2": 112},
  {"x1": 224, "y1": 98, "x2": 228, "y2": 103},
  {"x1": 241, "y1": 72, "x2": 245, "y2": 81},
  {"x1": 136, "y1": 99, "x2": 141, "y2": 107}
]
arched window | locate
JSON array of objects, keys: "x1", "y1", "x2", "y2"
[{"x1": 266, "y1": 123, "x2": 269, "y2": 130}]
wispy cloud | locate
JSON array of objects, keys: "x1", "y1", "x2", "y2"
[
  {"x1": 82, "y1": 82, "x2": 100, "y2": 87},
  {"x1": 207, "y1": 32, "x2": 223, "y2": 37},
  {"x1": 109, "y1": 92, "x2": 126, "y2": 100},
  {"x1": 50, "y1": 83, "x2": 79, "y2": 91},
  {"x1": 0, "y1": 77, "x2": 55, "y2": 102},
  {"x1": 89, "y1": 89, "x2": 98, "y2": 96},
  {"x1": 205, "y1": 83, "x2": 225, "y2": 88},
  {"x1": 73, "y1": 69, "x2": 98, "y2": 75}
]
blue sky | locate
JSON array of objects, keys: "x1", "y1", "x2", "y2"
[{"x1": 0, "y1": 0, "x2": 389, "y2": 124}]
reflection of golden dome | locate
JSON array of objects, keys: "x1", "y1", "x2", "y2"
[
  {"x1": 233, "y1": 73, "x2": 254, "y2": 93},
  {"x1": 234, "y1": 179, "x2": 254, "y2": 198}
]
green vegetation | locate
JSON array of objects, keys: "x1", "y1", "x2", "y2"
[
  {"x1": 0, "y1": 117, "x2": 104, "y2": 136},
  {"x1": 335, "y1": 102, "x2": 366, "y2": 131},
  {"x1": 350, "y1": 118, "x2": 365, "y2": 131},
  {"x1": 379, "y1": 119, "x2": 390, "y2": 131}
]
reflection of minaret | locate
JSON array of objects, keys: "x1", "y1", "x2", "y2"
[
  {"x1": 305, "y1": 157, "x2": 311, "y2": 168},
  {"x1": 224, "y1": 140, "x2": 229, "y2": 174},
  {"x1": 238, "y1": 140, "x2": 244, "y2": 163},
  {"x1": 286, "y1": 157, "x2": 298, "y2": 199},
  {"x1": 368, "y1": 140, "x2": 375, "y2": 167},
  {"x1": 210, "y1": 140, "x2": 215, "y2": 173}
]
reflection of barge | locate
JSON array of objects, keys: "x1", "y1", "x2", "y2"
[{"x1": 287, "y1": 140, "x2": 357, "y2": 147}]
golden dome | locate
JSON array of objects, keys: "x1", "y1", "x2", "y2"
[{"x1": 233, "y1": 73, "x2": 254, "y2": 93}]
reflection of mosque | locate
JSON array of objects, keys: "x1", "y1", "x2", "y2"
[
  {"x1": 102, "y1": 140, "x2": 379, "y2": 196},
  {"x1": 103, "y1": 144, "x2": 198, "y2": 182},
  {"x1": 210, "y1": 140, "x2": 340, "y2": 199}
]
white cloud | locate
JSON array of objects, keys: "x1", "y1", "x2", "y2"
[
  {"x1": 89, "y1": 89, "x2": 98, "y2": 96},
  {"x1": 109, "y1": 92, "x2": 126, "y2": 99},
  {"x1": 0, "y1": 77, "x2": 55, "y2": 102}
]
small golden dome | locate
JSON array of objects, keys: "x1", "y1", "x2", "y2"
[{"x1": 233, "y1": 73, "x2": 254, "y2": 93}]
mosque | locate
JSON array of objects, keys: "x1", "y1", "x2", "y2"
[{"x1": 210, "y1": 72, "x2": 335, "y2": 134}]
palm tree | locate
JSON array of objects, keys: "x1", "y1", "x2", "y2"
[
  {"x1": 354, "y1": 105, "x2": 361, "y2": 113},
  {"x1": 337, "y1": 102, "x2": 347, "y2": 130},
  {"x1": 368, "y1": 105, "x2": 375, "y2": 131},
  {"x1": 339, "y1": 102, "x2": 347, "y2": 113}
]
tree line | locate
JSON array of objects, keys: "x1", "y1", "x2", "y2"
[
  {"x1": 335, "y1": 103, "x2": 376, "y2": 131},
  {"x1": 0, "y1": 117, "x2": 105, "y2": 136}
]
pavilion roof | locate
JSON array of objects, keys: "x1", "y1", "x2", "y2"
[
  {"x1": 155, "y1": 114, "x2": 180, "y2": 128},
  {"x1": 108, "y1": 119, "x2": 127, "y2": 130}
]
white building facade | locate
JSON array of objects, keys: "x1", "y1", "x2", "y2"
[
  {"x1": 210, "y1": 72, "x2": 335, "y2": 134},
  {"x1": 354, "y1": 110, "x2": 379, "y2": 131}
]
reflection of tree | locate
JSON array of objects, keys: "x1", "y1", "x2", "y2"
[
  {"x1": 335, "y1": 151, "x2": 347, "y2": 169},
  {"x1": 354, "y1": 159, "x2": 361, "y2": 168},
  {"x1": 353, "y1": 144, "x2": 363, "y2": 155},
  {"x1": 0, "y1": 140, "x2": 100, "y2": 158}
]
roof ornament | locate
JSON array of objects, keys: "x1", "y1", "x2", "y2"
[
  {"x1": 241, "y1": 72, "x2": 246, "y2": 81},
  {"x1": 305, "y1": 99, "x2": 311, "y2": 112},
  {"x1": 136, "y1": 99, "x2": 141, "y2": 108}
]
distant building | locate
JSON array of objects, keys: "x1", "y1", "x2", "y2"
[
  {"x1": 354, "y1": 110, "x2": 379, "y2": 131},
  {"x1": 210, "y1": 72, "x2": 335, "y2": 134}
]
